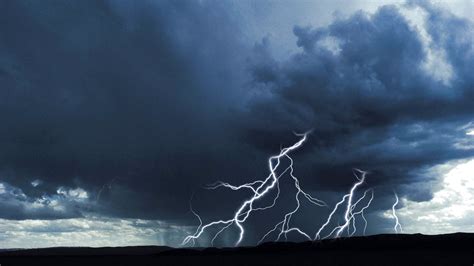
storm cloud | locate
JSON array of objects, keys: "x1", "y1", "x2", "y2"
[
  {"x1": 0, "y1": 0, "x2": 473, "y2": 247},
  {"x1": 245, "y1": 2, "x2": 474, "y2": 197},
  {"x1": 0, "y1": 0, "x2": 254, "y2": 220}
]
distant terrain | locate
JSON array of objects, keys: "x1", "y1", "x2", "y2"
[{"x1": 1, "y1": 233, "x2": 472, "y2": 265}]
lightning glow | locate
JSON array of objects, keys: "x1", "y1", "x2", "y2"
[
  {"x1": 182, "y1": 132, "x2": 327, "y2": 246},
  {"x1": 392, "y1": 192, "x2": 403, "y2": 233}
]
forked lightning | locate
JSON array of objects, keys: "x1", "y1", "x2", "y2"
[{"x1": 183, "y1": 133, "x2": 379, "y2": 246}]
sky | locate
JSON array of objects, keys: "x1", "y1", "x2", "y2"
[{"x1": 0, "y1": 0, "x2": 473, "y2": 248}]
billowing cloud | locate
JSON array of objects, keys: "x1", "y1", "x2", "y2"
[
  {"x1": 0, "y1": 181, "x2": 92, "y2": 219},
  {"x1": 244, "y1": 2, "x2": 474, "y2": 199}
]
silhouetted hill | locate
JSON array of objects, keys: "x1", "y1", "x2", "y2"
[{"x1": 1, "y1": 233, "x2": 472, "y2": 265}]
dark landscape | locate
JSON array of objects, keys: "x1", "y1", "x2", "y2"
[{"x1": 1, "y1": 233, "x2": 472, "y2": 266}]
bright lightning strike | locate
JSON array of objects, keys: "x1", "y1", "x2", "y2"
[
  {"x1": 182, "y1": 132, "x2": 327, "y2": 246},
  {"x1": 392, "y1": 192, "x2": 403, "y2": 234},
  {"x1": 314, "y1": 169, "x2": 374, "y2": 240},
  {"x1": 349, "y1": 189, "x2": 374, "y2": 236},
  {"x1": 258, "y1": 152, "x2": 327, "y2": 244},
  {"x1": 182, "y1": 134, "x2": 380, "y2": 247}
]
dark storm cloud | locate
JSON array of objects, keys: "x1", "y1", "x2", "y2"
[
  {"x1": 0, "y1": 0, "x2": 473, "y2": 231},
  {"x1": 0, "y1": 0, "x2": 260, "y2": 220},
  {"x1": 244, "y1": 3, "x2": 474, "y2": 202}
]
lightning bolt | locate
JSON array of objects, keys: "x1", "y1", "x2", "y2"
[
  {"x1": 182, "y1": 132, "x2": 327, "y2": 246},
  {"x1": 392, "y1": 192, "x2": 402, "y2": 233},
  {"x1": 349, "y1": 189, "x2": 374, "y2": 236},
  {"x1": 187, "y1": 194, "x2": 203, "y2": 247},
  {"x1": 257, "y1": 152, "x2": 327, "y2": 244},
  {"x1": 182, "y1": 134, "x2": 380, "y2": 247},
  {"x1": 314, "y1": 169, "x2": 374, "y2": 240}
]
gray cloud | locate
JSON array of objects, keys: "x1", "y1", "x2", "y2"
[
  {"x1": 244, "y1": 3, "x2": 474, "y2": 199},
  {"x1": 0, "y1": 0, "x2": 255, "y2": 220},
  {"x1": 0, "y1": 181, "x2": 91, "y2": 220}
]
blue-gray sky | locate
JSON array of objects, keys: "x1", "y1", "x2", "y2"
[{"x1": 0, "y1": 0, "x2": 473, "y2": 248}]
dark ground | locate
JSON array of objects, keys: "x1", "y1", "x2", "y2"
[{"x1": 0, "y1": 233, "x2": 473, "y2": 265}]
